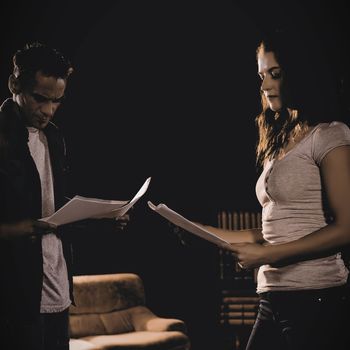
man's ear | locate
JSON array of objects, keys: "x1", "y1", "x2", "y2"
[{"x1": 8, "y1": 74, "x2": 21, "y2": 94}]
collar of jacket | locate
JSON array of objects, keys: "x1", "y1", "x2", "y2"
[
  {"x1": 0, "y1": 98, "x2": 61, "y2": 143},
  {"x1": 0, "y1": 98, "x2": 68, "y2": 211}
]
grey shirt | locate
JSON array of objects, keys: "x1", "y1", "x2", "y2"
[
  {"x1": 255, "y1": 122, "x2": 350, "y2": 293},
  {"x1": 27, "y1": 127, "x2": 71, "y2": 313}
]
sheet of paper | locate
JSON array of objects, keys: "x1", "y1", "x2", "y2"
[
  {"x1": 41, "y1": 177, "x2": 151, "y2": 226},
  {"x1": 148, "y1": 201, "x2": 232, "y2": 250},
  {"x1": 110, "y1": 176, "x2": 151, "y2": 217}
]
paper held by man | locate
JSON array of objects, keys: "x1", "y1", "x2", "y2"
[
  {"x1": 148, "y1": 201, "x2": 232, "y2": 250},
  {"x1": 41, "y1": 177, "x2": 151, "y2": 226}
]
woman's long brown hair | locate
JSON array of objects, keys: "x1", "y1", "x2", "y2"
[
  {"x1": 255, "y1": 42, "x2": 305, "y2": 167},
  {"x1": 255, "y1": 35, "x2": 342, "y2": 168}
]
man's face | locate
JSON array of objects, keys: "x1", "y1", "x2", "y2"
[{"x1": 17, "y1": 70, "x2": 67, "y2": 129}]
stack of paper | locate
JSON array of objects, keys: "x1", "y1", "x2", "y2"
[
  {"x1": 148, "y1": 201, "x2": 232, "y2": 250},
  {"x1": 41, "y1": 177, "x2": 151, "y2": 226}
]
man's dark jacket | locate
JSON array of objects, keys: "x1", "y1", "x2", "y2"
[{"x1": 0, "y1": 98, "x2": 73, "y2": 322}]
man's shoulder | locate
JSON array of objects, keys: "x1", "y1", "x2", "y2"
[
  {"x1": 0, "y1": 109, "x2": 7, "y2": 124},
  {"x1": 0, "y1": 106, "x2": 15, "y2": 132},
  {"x1": 0, "y1": 99, "x2": 22, "y2": 130}
]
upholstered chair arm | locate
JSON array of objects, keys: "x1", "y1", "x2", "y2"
[{"x1": 130, "y1": 306, "x2": 187, "y2": 333}]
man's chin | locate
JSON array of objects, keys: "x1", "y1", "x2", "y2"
[{"x1": 33, "y1": 120, "x2": 49, "y2": 129}]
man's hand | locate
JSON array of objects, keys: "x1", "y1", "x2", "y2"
[
  {"x1": 114, "y1": 213, "x2": 130, "y2": 231},
  {"x1": 91, "y1": 208, "x2": 132, "y2": 231},
  {"x1": 0, "y1": 220, "x2": 57, "y2": 240}
]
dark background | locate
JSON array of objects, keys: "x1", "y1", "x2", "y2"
[{"x1": 0, "y1": 1, "x2": 349, "y2": 349}]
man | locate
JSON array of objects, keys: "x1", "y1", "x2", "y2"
[{"x1": 0, "y1": 42, "x2": 74, "y2": 350}]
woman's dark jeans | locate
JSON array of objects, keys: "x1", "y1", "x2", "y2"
[{"x1": 246, "y1": 284, "x2": 350, "y2": 350}]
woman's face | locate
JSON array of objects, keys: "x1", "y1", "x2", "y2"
[{"x1": 257, "y1": 49, "x2": 283, "y2": 112}]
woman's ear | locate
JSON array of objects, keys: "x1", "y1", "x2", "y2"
[{"x1": 8, "y1": 74, "x2": 21, "y2": 94}]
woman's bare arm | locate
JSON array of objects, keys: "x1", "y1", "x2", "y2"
[
  {"x1": 230, "y1": 145, "x2": 350, "y2": 268},
  {"x1": 198, "y1": 224, "x2": 264, "y2": 244}
]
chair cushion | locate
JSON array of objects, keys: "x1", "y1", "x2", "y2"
[
  {"x1": 70, "y1": 273, "x2": 145, "y2": 314},
  {"x1": 70, "y1": 308, "x2": 134, "y2": 338},
  {"x1": 70, "y1": 306, "x2": 187, "y2": 338},
  {"x1": 82, "y1": 331, "x2": 190, "y2": 350},
  {"x1": 69, "y1": 338, "x2": 103, "y2": 350}
]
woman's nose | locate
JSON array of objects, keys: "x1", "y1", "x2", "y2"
[{"x1": 261, "y1": 76, "x2": 271, "y2": 92}]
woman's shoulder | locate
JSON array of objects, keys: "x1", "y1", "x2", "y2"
[
  {"x1": 311, "y1": 121, "x2": 350, "y2": 164},
  {"x1": 315, "y1": 121, "x2": 350, "y2": 133},
  {"x1": 312, "y1": 121, "x2": 350, "y2": 142}
]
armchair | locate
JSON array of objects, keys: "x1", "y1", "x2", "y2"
[{"x1": 69, "y1": 273, "x2": 190, "y2": 350}]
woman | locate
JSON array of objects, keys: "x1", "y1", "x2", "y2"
[{"x1": 203, "y1": 32, "x2": 350, "y2": 349}]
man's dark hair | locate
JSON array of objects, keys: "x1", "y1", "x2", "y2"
[{"x1": 12, "y1": 42, "x2": 73, "y2": 89}]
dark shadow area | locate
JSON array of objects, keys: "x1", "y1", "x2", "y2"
[{"x1": 0, "y1": 1, "x2": 349, "y2": 349}]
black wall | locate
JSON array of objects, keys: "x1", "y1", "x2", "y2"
[{"x1": 0, "y1": 1, "x2": 349, "y2": 349}]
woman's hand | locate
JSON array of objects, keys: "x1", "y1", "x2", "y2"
[
  {"x1": 168, "y1": 222, "x2": 192, "y2": 247},
  {"x1": 229, "y1": 242, "x2": 274, "y2": 269}
]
